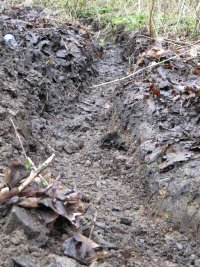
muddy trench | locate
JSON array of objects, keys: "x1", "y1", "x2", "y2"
[{"x1": 0, "y1": 6, "x2": 200, "y2": 267}]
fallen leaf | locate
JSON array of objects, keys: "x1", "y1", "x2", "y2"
[
  {"x1": 5, "y1": 161, "x2": 30, "y2": 189},
  {"x1": 146, "y1": 46, "x2": 165, "y2": 61},
  {"x1": 160, "y1": 152, "x2": 192, "y2": 172},
  {"x1": 190, "y1": 140, "x2": 200, "y2": 151},
  {"x1": 63, "y1": 233, "x2": 108, "y2": 264},
  {"x1": 37, "y1": 209, "x2": 59, "y2": 224},
  {"x1": 39, "y1": 197, "x2": 82, "y2": 226},
  {"x1": 192, "y1": 65, "x2": 200, "y2": 75},
  {"x1": 18, "y1": 197, "x2": 39, "y2": 208}
]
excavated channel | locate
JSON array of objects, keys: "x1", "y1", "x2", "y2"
[{"x1": 0, "y1": 6, "x2": 200, "y2": 267}]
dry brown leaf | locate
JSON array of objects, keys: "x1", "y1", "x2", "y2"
[
  {"x1": 1, "y1": 160, "x2": 83, "y2": 227},
  {"x1": 18, "y1": 197, "x2": 39, "y2": 208},
  {"x1": 192, "y1": 65, "x2": 200, "y2": 75},
  {"x1": 63, "y1": 233, "x2": 108, "y2": 264},
  {"x1": 39, "y1": 198, "x2": 82, "y2": 226},
  {"x1": 4, "y1": 161, "x2": 30, "y2": 189},
  {"x1": 37, "y1": 209, "x2": 59, "y2": 224},
  {"x1": 146, "y1": 46, "x2": 165, "y2": 61},
  {"x1": 159, "y1": 152, "x2": 192, "y2": 172}
]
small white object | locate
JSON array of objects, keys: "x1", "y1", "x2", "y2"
[
  {"x1": 1, "y1": 187, "x2": 9, "y2": 193},
  {"x1": 4, "y1": 34, "x2": 18, "y2": 48}
]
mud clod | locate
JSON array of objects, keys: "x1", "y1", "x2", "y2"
[
  {"x1": 4, "y1": 206, "x2": 48, "y2": 240},
  {"x1": 12, "y1": 256, "x2": 37, "y2": 267}
]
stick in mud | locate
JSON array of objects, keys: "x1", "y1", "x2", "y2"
[
  {"x1": 0, "y1": 154, "x2": 55, "y2": 201},
  {"x1": 89, "y1": 211, "x2": 98, "y2": 239},
  {"x1": 10, "y1": 118, "x2": 27, "y2": 159},
  {"x1": 18, "y1": 153, "x2": 55, "y2": 192},
  {"x1": 10, "y1": 118, "x2": 49, "y2": 186},
  {"x1": 91, "y1": 41, "x2": 199, "y2": 88}
]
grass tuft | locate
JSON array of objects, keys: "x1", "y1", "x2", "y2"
[{"x1": 2, "y1": 0, "x2": 200, "y2": 39}]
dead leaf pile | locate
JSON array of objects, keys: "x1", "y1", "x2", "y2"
[
  {"x1": 0, "y1": 155, "x2": 107, "y2": 264},
  {"x1": 0, "y1": 155, "x2": 83, "y2": 227}
]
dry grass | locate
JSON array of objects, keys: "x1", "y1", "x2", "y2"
[{"x1": 3, "y1": 0, "x2": 200, "y2": 38}]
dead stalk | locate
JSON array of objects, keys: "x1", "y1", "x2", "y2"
[
  {"x1": 10, "y1": 118, "x2": 27, "y2": 159},
  {"x1": 91, "y1": 41, "x2": 199, "y2": 89},
  {"x1": 89, "y1": 211, "x2": 98, "y2": 239},
  {"x1": 91, "y1": 55, "x2": 177, "y2": 88},
  {"x1": 149, "y1": 0, "x2": 156, "y2": 38},
  {"x1": 18, "y1": 153, "x2": 55, "y2": 192},
  {"x1": 10, "y1": 118, "x2": 50, "y2": 186},
  {"x1": 27, "y1": 157, "x2": 49, "y2": 186}
]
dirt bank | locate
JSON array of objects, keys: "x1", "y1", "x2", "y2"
[{"x1": 112, "y1": 31, "x2": 200, "y2": 236}]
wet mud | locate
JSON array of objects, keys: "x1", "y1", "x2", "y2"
[{"x1": 0, "y1": 6, "x2": 200, "y2": 267}]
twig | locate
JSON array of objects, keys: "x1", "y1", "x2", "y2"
[
  {"x1": 138, "y1": 35, "x2": 192, "y2": 46},
  {"x1": 89, "y1": 211, "x2": 98, "y2": 239},
  {"x1": 0, "y1": 153, "x2": 54, "y2": 201},
  {"x1": 177, "y1": 40, "x2": 200, "y2": 50},
  {"x1": 27, "y1": 157, "x2": 36, "y2": 169},
  {"x1": 0, "y1": 188, "x2": 19, "y2": 202},
  {"x1": 91, "y1": 55, "x2": 178, "y2": 88},
  {"x1": 18, "y1": 153, "x2": 55, "y2": 192},
  {"x1": 91, "y1": 41, "x2": 199, "y2": 89},
  {"x1": 0, "y1": 182, "x2": 6, "y2": 191},
  {"x1": 10, "y1": 118, "x2": 27, "y2": 159},
  {"x1": 180, "y1": 99, "x2": 183, "y2": 116},
  {"x1": 55, "y1": 174, "x2": 61, "y2": 181},
  {"x1": 138, "y1": 36, "x2": 200, "y2": 48},
  {"x1": 46, "y1": 174, "x2": 61, "y2": 190},
  {"x1": 10, "y1": 119, "x2": 50, "y2": 186},
  {"x1": 27, "y1": 157, "x2": 49, "y2": 186}
]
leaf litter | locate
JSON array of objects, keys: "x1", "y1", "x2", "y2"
[
  {"x1": 117, "y1": 31, "x2": 200, "y2": 172},
  {"x1": 0, "y1": 6, "x2": 107, "y2": 266},
  {"x1": 0, "y1": 153, "x2": 107, "y2": 264}
]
